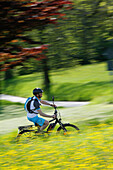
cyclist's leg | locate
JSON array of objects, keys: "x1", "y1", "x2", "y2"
[
  {"x1": 40, "y1": 120, "x2": 49, "y2": 131},
  {"x1": 33, "y1": 116, "x2": 49, "y2": 131},
  {"x1": 27, "y1": 115, "x2": 49, "y2": 131}
]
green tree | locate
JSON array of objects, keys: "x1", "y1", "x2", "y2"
[
  {"x1": 46, "y1": 0, "x2": 113, "y2": 65},
  {"x1": 0, "y1": 0, "x2": 72, "y2": 89}
]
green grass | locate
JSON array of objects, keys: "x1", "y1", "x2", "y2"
[
  {"x1": 0, "y1": 100, "x2": 23, "y2": 106},
  {"x1": 0, "y1": 121, "x2": 113, "y2": 169},
  {"x1": 1, "y1": 62, "x2": 113, "y2": 169},
  {"x1": 1, "y1": 62, "x2": 113, "y2": 103}
]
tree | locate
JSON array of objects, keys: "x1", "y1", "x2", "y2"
[
  {"x1": 69, "y1": 0, "x2": 113, "y2": 64},
  {"x1": 0, "y1": 0, "x2": 72, "y2": 87},
  {"x1": 48, "y1": 0, "x2": 113, "y2": 65}
]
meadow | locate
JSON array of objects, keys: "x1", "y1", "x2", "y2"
[
  {"x1": 0, "y1": 121, "x2": 113, "y2": 169},
  {"x1": 0, "y1": 62, "x2": 113, "y2": 169},
  {"x1": 0, "y1": 99, "x2": 113, "y2": 169},
  {"x1": 1, "y1": 62, "x2": 113, "y2": 103}
]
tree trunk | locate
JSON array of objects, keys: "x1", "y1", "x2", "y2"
[
  {"x1": 4, "y1": 69, "x2": 13, "y2": 80},
  {"x1": 42, "y1": 57, "x2": 50, "y2": 89},
  {"x1": 39, "y1": 27, "x2": 51, "y2": 90}
]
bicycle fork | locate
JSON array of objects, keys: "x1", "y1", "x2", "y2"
[{"x1": 58, "y1": 121, "x2": 67, "y2": 132}]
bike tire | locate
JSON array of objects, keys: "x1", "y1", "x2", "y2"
[{"x1": 57, "y1": 123, "x2": 80, "y2": 134}]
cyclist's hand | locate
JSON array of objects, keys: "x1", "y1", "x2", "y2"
[
  {"x1": 50, "y1": 104, "x2": 57, "y2": 108},
  {"x1": 52, "y1": 114, "x2": 56, "y2": 119}
]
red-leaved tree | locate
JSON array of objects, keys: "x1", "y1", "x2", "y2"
[{"x1": 0, "y1": 0, "x2": 72, "y2": 87}]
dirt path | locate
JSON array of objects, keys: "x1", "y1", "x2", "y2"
[{"x1": 0, "y1": 94, "x2": 89, "y2": 107}]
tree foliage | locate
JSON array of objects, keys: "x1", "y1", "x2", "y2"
[
  {"x1": 46, "y1": 0, "x2": 113, "y2": 66},
  {"x1": 0, "y1": 0, "x2": 72, "y2": 71},
  {"x1": 1, "y1": 0, "x2": 113, "y2": 89}
]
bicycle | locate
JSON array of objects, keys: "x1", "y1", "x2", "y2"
[{"x1": 16, "y1": 97, "x2": 80, "y2": 141}]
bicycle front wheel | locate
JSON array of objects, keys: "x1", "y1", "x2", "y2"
[{"x1": 57, "y1": 123, "x2": 80, "y2": 135}]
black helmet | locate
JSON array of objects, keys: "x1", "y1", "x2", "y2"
[{"x1": 33, "y1": 88, "x2": 43, "y2": 96}]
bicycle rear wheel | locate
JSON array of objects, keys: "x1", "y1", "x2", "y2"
[{"x1": 57, "y1": 123, "x2": 80, "y2": 135}]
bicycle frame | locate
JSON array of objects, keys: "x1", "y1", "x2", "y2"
[
  {"x1": 47, "y1": 96, "x2": 71, "y2": 132},
  {"x1": 47, "y1": 107, "x2": 67, "y2": 132}
]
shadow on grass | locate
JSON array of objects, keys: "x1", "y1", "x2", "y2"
[
  {"x1": 52, "y1": 81, "x2": 111, "y2": 101},
  {"x1": 77, "y1": 116, "x2": 113, "y2": 130},
  {"x1": 1, "y1": 79, "x2": 111, "y2": 101},
  {"x1": 1, "y1": 74, "x2": 43, "y2": 96}
]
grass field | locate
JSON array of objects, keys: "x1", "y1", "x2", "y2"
[
  {"x1": 0, "y1": 121, "x2": 113, "y2": 169},
  {"x1": 0, "y1": 62, "x2": 113, "y2": 169},
  {"x1": 1, "y1": 62, "x2": 113, "y2": 103}
]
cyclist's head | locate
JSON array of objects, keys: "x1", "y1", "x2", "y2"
[{"x1": 33, "y1": 88, "x2": 43, "y2": 98}]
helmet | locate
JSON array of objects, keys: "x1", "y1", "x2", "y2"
[{"x1": 33, "y1": 88, "x2": 43, "y2": 96}]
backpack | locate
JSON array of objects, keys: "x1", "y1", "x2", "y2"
[{"x1": 24, "y1": 97, "x2": 36, "y2": 113}]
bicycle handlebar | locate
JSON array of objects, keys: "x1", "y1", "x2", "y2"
[
  {"x1": 52, "y1": 96, "x2": 58, "y2": 115},
  {"x1": 49, "y1": 106, "x2": 59, "y2": 123}
]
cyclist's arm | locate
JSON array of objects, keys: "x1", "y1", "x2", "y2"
[
  {"x1": 38, "y1": 109, "x2": 55, "y2": 118},
  {"x1": 41, "y1": 100, "x2": 52, "y2": 106},
  {"x1": 41, "y1": 100, "x2": 57, "y2": 108}
]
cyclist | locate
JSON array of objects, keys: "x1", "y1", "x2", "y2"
[{"x1": 26, "y1": 88, "x2": 57, "y2": 131}]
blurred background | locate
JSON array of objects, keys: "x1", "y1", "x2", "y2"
[
  {"x1": 0, "y1": 0, "x2": 113, "y2": 127},
  {"x1": 0, "y1": 1, "x2": 113, "y2": 169},
  {"x1": 1, "y1": 0, "x2": 113, "y2": 101}
]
